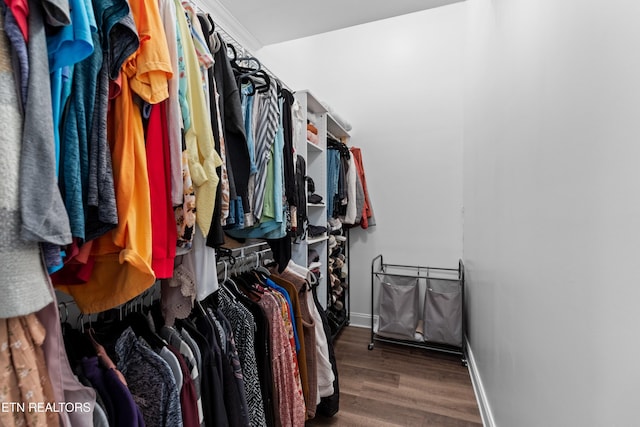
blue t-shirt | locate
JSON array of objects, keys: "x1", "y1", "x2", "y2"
[{"x1": 47, "y1": 0, "x2": 95, "y2": 72}]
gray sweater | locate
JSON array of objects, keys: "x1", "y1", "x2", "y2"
[{"x1": 20, "y1": 0, "x2": 72, "y2": 246}]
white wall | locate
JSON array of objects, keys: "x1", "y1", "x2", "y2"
[
  {"x1": 464, "y1": 0, "x2": 640, "y2": 425},
  {"x1": 258, "y1": 4, "x2": 466, "y2": 325}
]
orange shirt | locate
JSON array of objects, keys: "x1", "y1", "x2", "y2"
[
  {"x1": 125, "y1": 0, "x2": 172, "y2": 104},
  {"x1": 56, "y1": 0, "x2": 173, "y2": 313}
]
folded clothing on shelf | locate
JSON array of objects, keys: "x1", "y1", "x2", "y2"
[
  {"x1": 308, "y1": 224, "x2": 327, "y2": 237},
  {"x1": 307, "y1": 130, "x2": 319, "y2": 145},
  {"x1": 307, "y1": 122, "x2": 318, "y2": 135},
  {"x1": 308, "y1": 193, "x2": 323, "y2": 204}
]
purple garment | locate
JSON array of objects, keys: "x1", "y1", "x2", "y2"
[
  {"x1": 3, "y1": 7, "x2": 29, "y2": 109},
  {"x1": 81, "y1": 356, "x2": 145, "y2": 427}
]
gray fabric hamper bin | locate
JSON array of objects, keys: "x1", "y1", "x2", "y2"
[
  {"x1": 423, "y1": 278, "x2": 462, "y2": 346},
  {"x1": 377, "y1": 275, "x2": 420, "y2": 340}
]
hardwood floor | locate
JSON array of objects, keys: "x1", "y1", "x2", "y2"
[{"x1": 306, "y1": 326, "x2": 482, "y2": 427}]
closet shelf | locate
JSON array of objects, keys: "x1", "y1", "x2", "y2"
[
  {"x1": 307, "y1": 140, "x2": 324, "y2": 152},
  {"x1": 327, "y1": 114, "x2": 350, "y2": 139},
  {"x1": 298, "y1": 90, "x2": 327, "y2": 114},
  {"x1": 307, "y1": 235, "x2": 329, "y2": 245}
]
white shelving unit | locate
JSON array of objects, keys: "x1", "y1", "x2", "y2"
[
  {"x1": 292, "y1": 91, "x2": 353, "y2": 317},
  {"x1": 292, "y1": 90, "x2": 330, "y2": 308}
]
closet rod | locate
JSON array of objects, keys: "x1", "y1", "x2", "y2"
[
  {"x1": 224, "y1": 241, "x2": 271, "y2": 258},
  {"x1": 216, "y1": 248, "x2": 272, "y2": 280}
]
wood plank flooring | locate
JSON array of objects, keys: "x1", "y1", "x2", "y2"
[{"x1": 306, "y1": 326, "x2": 482, "y2": 427}]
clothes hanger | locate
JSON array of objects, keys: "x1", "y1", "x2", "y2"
[
  {"x1": 254, "y1": 250, "x2": 273, "y2": 276},
  {"x1": 251, "y1": 70, "x2": 271, "y2": 93},
  {"x1": 123, "y1": 311, "x2": 167, "y2": 350},
  {"x1": 220, "y1": 278, "x2": 241, "y2": 301},
  {"x1": 226, "y1": 43, "x2": 238, "y2": 62},
  {"x1": 60, "y1": 304, "x2": 96, "y2": 364},
  {"x1": 240, "y1": 78, "x2": 257, "y2": 96},
  {"x1": 234, "y1": 272, "x2": 264, "y2": 298},
  {"x1": 207, "y1": 14, "x2": 215, "y2": 36}
]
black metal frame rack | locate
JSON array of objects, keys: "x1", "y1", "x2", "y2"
[{"x1": 369, "y1": 254, "x2": 467, "y2": 366}]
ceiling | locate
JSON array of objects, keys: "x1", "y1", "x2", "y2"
[{"x1": 202, "y1": 0, "x2": 465, "y2": 50}]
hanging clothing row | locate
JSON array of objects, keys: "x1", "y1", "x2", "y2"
[
  {"x1": 1, "y1": 0, "x2": 337, "y2": 422},
  {"x1": 326, "y1": 137, "x2": 375, "y2": 228},
  {"x1": 54, "y1": 253, "x2": 338, "y2": 427},
  {"x1": 0, "y1": 0, "x2": 305, "y2": 316}
]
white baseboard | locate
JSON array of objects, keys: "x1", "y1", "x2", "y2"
[
  {"x1": 466, "y1": 339, "x2": 496, "y2": 427},
  {"x1": 348, "y1": 312, "x2": 376, "y2": 329}
]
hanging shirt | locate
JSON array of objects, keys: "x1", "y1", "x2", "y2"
[
  {"x1": 125, "y1": 0, "x2": 172, "y2": 103},
  {"x1": 94, "y1": 0, "x2": 138, "y2": 79},
  {"x1": 85, "y1": 59, "x2": 119, "y2": 242},
  {"x1": 160, "y1": 326, "x2": 204, "y2": 427},
  {"x1": 158, "y1": 0, "x2": 184, "y2": 206},
  {"x1": 211, "y1": 308, "x2": 251, "y2": 427},
  {"x1": 85, "y1": 0, "x2": 139, "y2": 242},
  {"x1": 146, "y1": 102, "x2": 178, "y2": 278},
  {"x1": 61, "y1": 32, "x2": 102, "y2": 242},
  {"x1": 327, "y1": 149, "x2": 341, "y2": 219},
  {"x1": 116, "y1": 328, "x2": 184, "y2": 427},
  {"x1": 342, "y1": 154, "x2": 358, "y2": 225},
  {"x1": 0, "y1": 315, "x2": 59, "y2": 427},
  {"x1": 175, "y1": 145, "x2": 198, "y2": 254},
  {"x1": 4, "y1": 0, "x2": 30, "y2": 41},
  {"x1": 159, "y1": 346, "x2": 184, "y2": 391},
  {"x1": 174, "y1": 0, "x2": 222, "y2": 238},
  {"x1": 19, "y1": 0, "x2": 72, "y2": 247},
  {"x1": 271, "y1": 269, "x2": 320, "y2": 419},
  {"x1": 180, "y1": 0, "x2": 213, "y2": 89},
  {"x1": 0, "y1": 9, "x2": 56, "y2": 318},
  {"x1": 350, "y1": 147, "x2": 375, "y2": 228},
  {"x1": 213, "y1": 37, "x2": 252, "y2": 224},
  {"x1": 166, "y1": 345, "x2": 200, "y2": 427},
  {"x1": 257, "y1": 292, "x2": 306, "y2": 427},
  {"x1": 81, "y1": 356, "x2": 145, "y2": 427},
  {"x1": 252, "y1": 81, "x2": 279, "y2": 222},
  {"x1": 213, "y1": 71, "x2": 231, "y2": 225},
  {"x1": 182, "y1": 226, "x2": 219, "y2": 301},
  {"x1": 173, "y1": 12, "x2": 197, "y2": 254},
  {"x1": 265, "y1": 278, "x2": 299, "y2": 352},
  {"x1": 4, "y1": 8, "x2": 28, "y2": 108},
  {"x1": 47, "y1": 0, "x2": 96, "y2": 239},
  {"x1": 268, "y1": 289, "x2": 304, "y2": 406},
  {"x1": 218, "y1": 290, "x2": 267, "y2": 427},
  {"x1": 46, "y1": 0, "x2": 94, "y2": 72}
]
